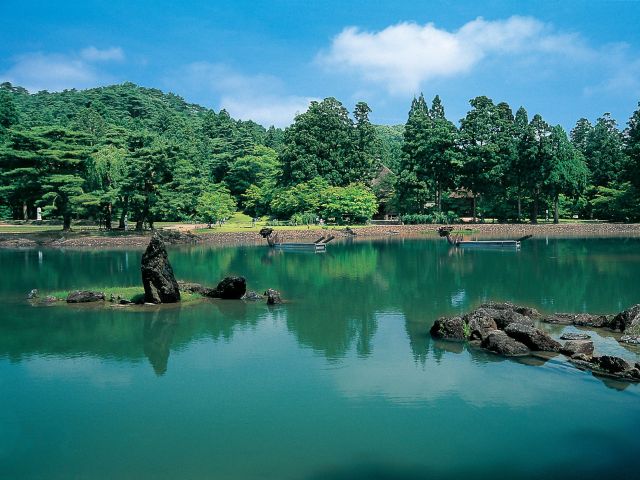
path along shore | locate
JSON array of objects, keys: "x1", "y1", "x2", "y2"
[{"x1": 2, "y1": 222, "x2": 640, "y2": 249}]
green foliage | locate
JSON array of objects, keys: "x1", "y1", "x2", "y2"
[
  {"x1": 400, "y1": 212, "x2": 460, "y2": 224},
  {"x1": 280, "y1": 97, "x2": 380, "y2": 187},
  {"x1": 320, "y1": 184, "x2": 378, "y2": 224},
  {"x1": 224, "y1": 145, "x2": 279, "y2": 202},
  {"x1": 591, "y1": 183, "x2": 640, "y2": 222},
  {"x1": 196, "y1": 185, "x2": 237, "y2": 226}
]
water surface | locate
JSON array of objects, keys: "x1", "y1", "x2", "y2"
[{"x1": 1, "y1": 237, "x2": 640, "y2": 479}]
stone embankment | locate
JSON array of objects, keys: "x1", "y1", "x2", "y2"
[{"x1": 3, "y1": 222, "x2": 640, "y2": 249}]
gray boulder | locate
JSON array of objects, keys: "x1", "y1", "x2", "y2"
[
  {"x1": 430, "y1": 316, "x2": 468, "y2": 341},
  {"x1": 560, "y1": 340, "x2": 594, "y2": 357},
  {"x1": 573, "y1": 313, "x2": 613, "y2": 328},
  {"x1": 504, "y1": 322, "x2": 561, "y2": 352},
  {"x1": 265, "y1": 288, "x2": 282, "y2": 305},
  {"x1": 465, "y1": 309, "x2": 497, "y2": 341},
  {"x1": 66, "y1": 290, "x2": 105, "y2": 303},
  {"x1": 481, "y1": 330, "x2": 529, "y2": 356},
  {"x1": 212, "y1": 276, "x2": 246, "y2": 299},
  {"x1": 595, "y1": 355, "x2": 631, "y2": 374},
  {"x1": 141, "y1": 233, "x2": 181, "y2": 304},
  {"x1": 610, "y1": 304, "x2": 640, "y2": 332},
  {"x1": 479, "y1": 302, "x2": 540, "y2": 318}
]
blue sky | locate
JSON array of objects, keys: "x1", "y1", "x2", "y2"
[{"x1": 1, "y1": 0, "x2": 640, "y2": 129}]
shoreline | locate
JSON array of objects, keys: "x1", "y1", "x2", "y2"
[{"x1": 2, "y1": 222, "x2": 640, "y2": 249}]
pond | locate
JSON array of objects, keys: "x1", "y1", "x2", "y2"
[{"x1": 1, "y1": 237, "x2": 640, "y2": 479}]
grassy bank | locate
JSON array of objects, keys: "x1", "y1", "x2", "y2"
[{"x1": 45, "y1": 286, "x2": 202, "y2": 304}]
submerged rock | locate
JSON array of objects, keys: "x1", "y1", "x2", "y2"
[
  {"x1": 545, "y1": 313, "x2": 612, "y2": 328},
  {"x1": 504, "y1": 322, "x2": 561, "y2": 352},
  {"x1": 544, "y1": 313, "x2": 575, "y2": 325},
  {"x1": 265, "y1": 288, "x2": 282, "y2": 305},
  {"x1": 560, "y1": 340, "x2": 594, "y2": 357},
  {"x1": 619, "y1": 335, "x2": 640, "y2": 345},
  {"x1": 141, "y1": 233, "x2": 181, "y2": 304},
  {"x1": 66, "y1": 290, "x2": 105, "y2": 303},
  {"x1": 560, "y1": 332, "x2": 591, "y2": 340},
  {"x1": 481, "y1": 330, "x2": 529, "y2": 356},
  {"x1": 430, "y1": 316, "x2": 468, "y2": 341},
  {"x1": 242, "y1": 290, "x2": 264, "y2": 301}
]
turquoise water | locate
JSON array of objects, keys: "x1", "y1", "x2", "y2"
[{"x1": 1, "y1": 237, "x2": 640, "y2": 479}]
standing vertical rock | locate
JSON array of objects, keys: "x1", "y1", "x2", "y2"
[{"x1": 141, "y1": 233, "x2": 181, "y2": 304}]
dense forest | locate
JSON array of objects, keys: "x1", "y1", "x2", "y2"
[{"x1": 0, "y1": 81, "x2": 639, "y2": 229}]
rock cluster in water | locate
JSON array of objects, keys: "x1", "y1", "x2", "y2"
[{"x1": 431, "y1": 302, "x2": 640, "y2": 382}]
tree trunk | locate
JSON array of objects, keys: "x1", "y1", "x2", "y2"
[
  {"x1": 437, "y1": 184, "x2": 442, "y2": 213},
  {"x1": 135, "y1": 219, "x2": 143, "y2": 232},
  {"x1": 63, "y1": 214, "x2": 71, "y2": 231},
  {"x1": 22, "y1": 203, "x2": 28, "y2": 221},
  {"x1": 105, "y1": 203, "x2": 112, "y2": 230},
  {"x1": 472, "y1": 195, "x2": 477, "y2": 223},
  {"x1": 517, "y1": 195, "x2": 522, "y2": 223},
  {"x1": 553, "y1": 195, "x2": 559, "y2": 224},
  {"x1": 531, "y1": 195, "x2": 539, "y2": 224}
]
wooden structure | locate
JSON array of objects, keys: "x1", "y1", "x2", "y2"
[
  {"x1": 437, "y1": 226, "x2": 530, "y2": 249},
  {"x1": 259, "y1": 228, "x2": 333, "y2": 253}
]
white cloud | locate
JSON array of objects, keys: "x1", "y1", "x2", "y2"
[
  {"x1": 318, "y1": 16, "x2": 592, "y2": 94},
  {"x1": 80, "y1": 46, "x2": 124, "y2": 62},
  {"x1": 169, "y1": 62, "x2": 316, "y2": 127},
  {"x1": 0, "y1": 47, "x2": 124, "y2": 92}
]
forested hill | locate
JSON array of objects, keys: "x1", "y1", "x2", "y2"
[
  {"x1": 0, "y1": 82, "x2": 395, "y2": 228},
  {"x1": 1, "y1": 81, "x2": 271, "y2": 146}
]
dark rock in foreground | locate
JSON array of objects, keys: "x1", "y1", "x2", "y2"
[
  {"x1": 430, "y1": 316, "x2": 467, "y2": 341},
  {"x1": 610, "y1": 304, "x2": 640, "y2": 332},
  {"x1": 265, "y1": 289, "x2": 282, "y2": 305},
  {"x1": 213, "y1": 276, "x2": 246, "y2": 299},
  {"x1": 141, "y1": 233, "x2": 181, "y2": 304},
  {"x1": 560, "y1": 340, "x2": 594, "y2": 356},
  {"x1": 66, "y1": 290, "x2": 105, "y2": 303},
  {"x1": 178, "y1": 277, "x2": 247, "y2": 299},
  {"x1": 481, "y1": 330, "x2": 529, "y2": 356},
  {"x1": 504, "y1": 322, "x2": 561, "y2": 352},
  {"x1": 570, "y1": 355, "x2": 640, "y2": 381}
]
